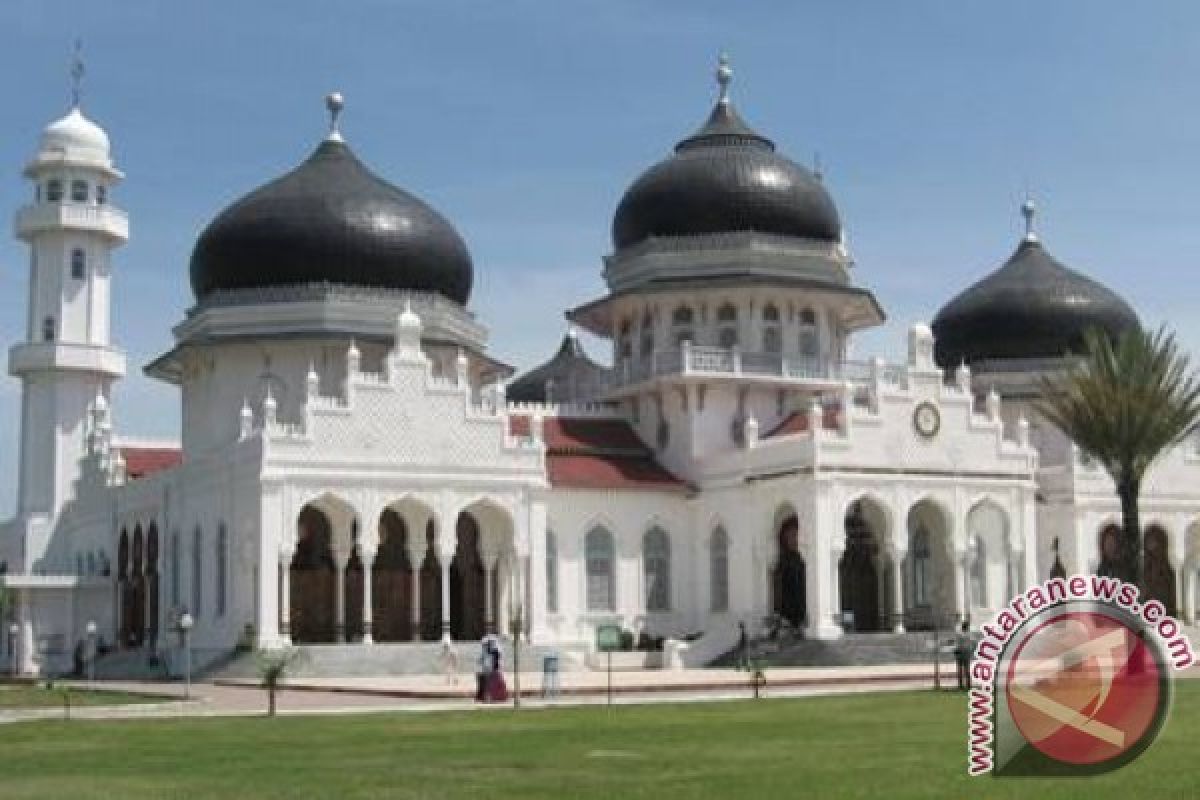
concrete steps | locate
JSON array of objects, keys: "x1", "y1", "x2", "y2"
[
  {"x1": 210, "y1": 640, "x2": 581, "y2": 682},
  {"x1": 713, "y1": 632, "x2": 942, "y2": 668}
]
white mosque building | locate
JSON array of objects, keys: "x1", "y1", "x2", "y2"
[{"x1": 2, "y1": 58, "x2": 1198, "y2": 677}]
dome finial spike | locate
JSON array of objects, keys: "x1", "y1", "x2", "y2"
[
  {"x1": 325, "y1": 91, "x2": 345, "y2": 142},
  {"x1": 69, "y1": 38, "x2": 85, "y2": 110},
  {"x1": 1021, "y1": 196, "x2": 1038, "y2": 243},
  {"x1": 716, "y1": 52, "x2": 732, "y2": 104}
]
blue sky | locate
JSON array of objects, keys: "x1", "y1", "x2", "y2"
[{"x1": 1, "y1": 1, "x2": 1198, "y2": 514}]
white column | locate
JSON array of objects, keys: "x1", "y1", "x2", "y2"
[
  {"x1": 953, "y1": 551, "x2": 968, "y2": 625},
  {"x1": 278, "y1": 552, "x2": 293, "y2": 644},
  {"x1": 406, "y1": 533, "x2": 427, "y2": 641},
  {"x1": 16, "y1": 590, "x2": 36, "y2": 676},
  {"x1": 890, "y1": 548, "x2": 906, "y2": 633},
  {"x1": 334, "y1": 550, "x2": 347, "y2": 643},
  {"x1": 361, "y1": 544, "x2": 376, "y2": 644},
  {"x1": 484, "y1": 564, "x2": 496, "y2": 633},
  {"x1": 1184, "y1": 564, "x2": 1197, "y2": 625}
]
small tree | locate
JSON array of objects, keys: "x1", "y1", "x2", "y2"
[
  {"x1": 256, "y1": 648, "x2": 300, "y2": 717},
  {"x1": 1038, "y1": 326, "x2": 1200, "y2": 585}
]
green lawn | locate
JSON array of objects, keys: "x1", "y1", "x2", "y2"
[
  {"x1": 3, "y1": 684, "x2": 1199, "y2": 799},
  {"x1": 0, "y1": 685, "x2": 163, "y2": 709}
]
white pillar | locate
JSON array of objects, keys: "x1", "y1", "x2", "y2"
[
  {"x1": 334, "y1": 551, "x2": 347, "y2": 643},
  {"x1": 1184, "y1": 564, "x2": 1196, "y2": 625},
  {"x1": 361, "y1": 545, "x2": 376, "y2": 644},
  {"x1": 890, "y1": 548, "x2": 906, "y2": 633},
  {"x1": 278, "y1": 554, "x2": 293, "y2": 644},
  {"x1": 953, "y1": 551, "x2": 968, "y2": 625},
  {"x1": 406, "y1": 534, "x2": 427, "y2": 641},
  {"x1": 440, "y1": 554, "x2": 452, "y2": 639}
]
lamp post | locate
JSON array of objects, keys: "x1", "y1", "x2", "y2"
[
  {"x1": 85, "y1": 620, "x2": 97, "y2": 686},
  {"x1": 7, "y1": 622, "x2": 18, "y2": 677},
  {"x1": 179, "y1": 612, "x2": 194, "y2": 701}
]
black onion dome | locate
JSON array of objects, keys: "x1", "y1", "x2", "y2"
[
  {"x1": 933, "y1": 237, "x2": 1139, "y2": 368},
  {"x1": 190, "y1": 138, "x2": 473, "y2": 304},
  {"x1": 508, "y1": 332, "x2": 610, "y2": 403},
  {"x1": 612, "y1": 96, "x2": 841, "y2": 250}
]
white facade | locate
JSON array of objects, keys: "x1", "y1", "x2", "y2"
[{"x1": 3, "y1": 93, "x2": 1200, "y2": 681}]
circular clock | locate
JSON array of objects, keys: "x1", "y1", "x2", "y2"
[{"x1": 913, "y1": 401, "x2": 940, "y2": 438}]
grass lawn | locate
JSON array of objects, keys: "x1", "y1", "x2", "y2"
[
  {"x1": 3, "y1": 683, "x2": 1199, "y2": 799},
  {"x1": 0, "y1": 684, "x2": 163, "y2": 709}
]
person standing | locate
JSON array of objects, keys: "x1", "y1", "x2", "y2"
[
  {"x1": 736, "y1": 621, "x2": 749, "y2": 670},
  {"x1": 954, "y1": 621, "x2": 973, "y2": 691}
]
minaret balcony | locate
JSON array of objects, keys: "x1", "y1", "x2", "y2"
[
  {"x1": 15, "y1": 203, "x2": 128, "y2": 243},
  {"x1": 9, "y1": 342, "x2": 125, "y2": 379},
  {"x1": 607, "y1": 344, "x2": 891, "y2": 396}
]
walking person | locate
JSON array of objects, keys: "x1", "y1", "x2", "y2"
[
  {"x1": 954, "y1": 621, "x2": 973, "y2": 691},
  {"x1": 475, "y1": 635, "x2": 490, "y2": 702}
]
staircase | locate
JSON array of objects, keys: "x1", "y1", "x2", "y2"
[
  {"x1": 712, "y1": 632, "x2": 943, "y2": 668},
  {"x1": 209, "y1": 640, "x2": 581, "y2": 682}
]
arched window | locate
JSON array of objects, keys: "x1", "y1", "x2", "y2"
[
  {"x1": 671, "y1": 306, "x2": 695, "y2": 346},
  {"x1": 545, "y1": 531, "x2": 558, "y2": 613},
  {"x1": 643, "y1": 527, "x2": 671, "y2": 612},
  {"x1": 911, "y1": 525, "x2": 931, "y2": 607},
  {"x1": 716, "y1": 303, "x2": 738, "y2": 349},
  {"x1": 710, "y1": 527, "x2": 729, "y2": 612},
  {"x1": 46, "y1": 179, "x2": 63, "y2": 203},
  {"x1": 585, "y1": 527, "x2": 615, "y2": 612},
  {"x1": 639, "y1": 311, "x2": 654, "y2": 358},
  {"x1": 191, "y1": 526, "x2": 203, "y2": 615},
  {"x1": 170, "y1": 531, "x2": 181, "y2": 607},
  {"x1": 969, "y1": 535, "x2": 986, "y2": 608},
  {"x1": 70, "y1": 248, "x2": 86, "y2": 280},
  {"x1": 42, "y1": 316, "x2": 56, "y2": 342},
  {"x1": 762, "y1": 304, "x2": 782, "y2": 354},
  {"x1": 95, "y1": 184, "x2": 107, "y2": 205},
  {"x1": 70, "y1": 179, "x2": 88, "y2": 204},
  {"x1": 799, "y1": 309, "x2": 819, "y2": 359},
  {"x1": 216, "y1": 524, "x2": 228, "y2": 617}
]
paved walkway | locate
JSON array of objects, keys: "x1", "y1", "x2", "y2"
[{"x1": 3, "y1": 661, "x2": 1193, "y2": 725}]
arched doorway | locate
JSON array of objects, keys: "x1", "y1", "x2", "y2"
[
  {"x1": 290, "y1": 506, "x2": 337, "y2": 643},
  {"x1": 772, "y1": 513, "x2": 806, "y2": 629},
  {"x1": 841, "y1": 501, "x2": 883, "y2": 632},
  {"x1": 372, "y1": 510, "x2": 413, "y2": 642},
  {"x1": 146, "y1": 525, "x2": 160, "y2": 647},
  {"x1": 1098, "y1": 524, "x2": 1122, "y2": 577},
  {"x1": 1144, "y1": 526, "x2": 1176, "y2": 616},
  {"x1": 450, "y1": 512, "x2": 486, "y2": 640},
  {"x1": 905, "y1": 500, "x2": 952, "y2": 631},
  {"x1": 130, "y1": 527, "x2": 146, "y2": 647}
]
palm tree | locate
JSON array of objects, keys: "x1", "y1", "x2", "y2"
[
  {"x1": 1038, "y1": 326, "x2": 1200, "y2": 586},
  {"x1": 256, "y1": 648, "x2": 300, "y2": 717}
]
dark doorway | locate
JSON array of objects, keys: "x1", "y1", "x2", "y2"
[
  {"x1": 450, "y1": 513, "x2": 486, "y2": 641},
  {"x1": 1144, "y1": 526, "x2": 1176, "y2": 617},
  {"x1": 372, "y1": 510, "x2": 413, "y2": 641},
  {"x1": 290, "y1": 506, "x2": 337, "y2": 643},
  {"x1": 772, "y1": 514, "x2": 807, "y2": 629},
  {"x1": 840, "y1": 503, "x2": 882, "y2": 632}
]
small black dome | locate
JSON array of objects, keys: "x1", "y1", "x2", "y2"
[
  {"x1": 190, "y1": 139, "x2": 473, "y2": 304},
  {"x1": 933, "y1": 237, "x2": 1139, "y2": 367},
  {"x1": 612, "y1": 99, "x2": 840, "y2": 251},
  {"x1": 508, "y1": 332, "x2": 610, "y2": 403}
]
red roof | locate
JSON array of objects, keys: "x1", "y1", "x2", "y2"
[
  {"x1": 509, "y1": 415, "x2": 686, "y2": 492},
  {"x1": 119, "y1": 446, "x2": 182, "y2": 480},
  {"x1": 763, "y1": 409, "x2": 841, "y2": 439}
]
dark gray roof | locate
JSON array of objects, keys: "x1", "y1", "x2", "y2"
[
  {"x1": 611, "y1": 98, "x2": 841, "y2": 251},
  {"x1": 508, "y1": 332, "x2": 611, "y2": 403},
  {"x1": 190, "y1": 139, "x2": 473, "y2": 304},
  {"x1": 932, "y1": 238, "x2": 1139, "y2": 367}
]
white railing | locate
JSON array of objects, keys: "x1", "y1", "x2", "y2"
[{"x1": 15, "y1": 203, "x2": 129, "y2": 239}]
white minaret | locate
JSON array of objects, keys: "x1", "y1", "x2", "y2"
[{"x1": 10, "y1": 61, "x2": 127, "y2": 538}]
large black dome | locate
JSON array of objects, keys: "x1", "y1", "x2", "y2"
[
  {"x1": 612, "y1": 96, "x2": 841, "y2": 251},
  {"x1": 933, "y1": 233, "x2": 1139, "y2": 368},
  {"x1": 190, "y1": 138, "x2": 473, "y2": 304}
]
